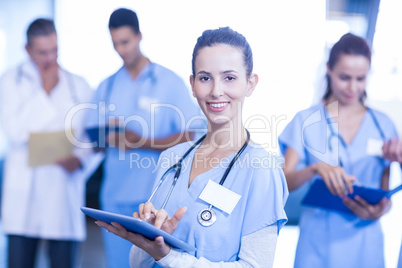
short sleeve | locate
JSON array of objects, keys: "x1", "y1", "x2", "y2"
[
  {"x1": 371, "y1": 109, "x2": 399, "y2": 167},
  {"x1": 372, "y1": 109, "x2": 399, "y2": 140},
  {"x1": 278, "y1": 112, "x2": 306, "y2": 162},
  {"x1": 84, "y1": 78, "x2": 109, "y2": 128},
  {"x1": 242, "y1": 164, "x2": 288, "y2": 236}
]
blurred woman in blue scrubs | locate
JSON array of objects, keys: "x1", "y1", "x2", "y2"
[
  {"x1": 96, "y1": 27, "x2": 288, "y2": 267},
  {"x1": 279, "y1": 33, "x2": 399, "y2": 268}
]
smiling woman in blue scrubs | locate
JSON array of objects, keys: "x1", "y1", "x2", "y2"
[
  {"x1": 96, "y1": 27, "x2": 288, "y2": 267},
  {"x1": 279, "y1": 33, "x2": 399, "y2": 268}
]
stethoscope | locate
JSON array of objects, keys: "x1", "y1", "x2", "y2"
[
  {"x1": 148, "y1": 129, "x2": 250, "y2": 227},
  {"x1": 16, "y1": 64, "x2": 79, "y2": 104},
  {"x1": 324, "y1": 106, "x2": 386, "y2": 168}
]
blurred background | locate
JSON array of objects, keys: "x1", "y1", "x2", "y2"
[{"x1": 0, "y1": 0, "x2": 401, "y2": 267}]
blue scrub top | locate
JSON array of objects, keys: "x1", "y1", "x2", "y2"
[
  {"x1": 86, "y1": 63, "x2": 205, "y2": 206},
  {"x1": 150, "y1": 141, "x2": 288, "y2": 262},
  {"x1": 278, "y1": 104, "x2": 398, "y2": 268}
]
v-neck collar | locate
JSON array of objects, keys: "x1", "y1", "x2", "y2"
[
  {"x1": 122, "y1": 62, "x2": 153, "y2": 82},
  {"x1": 323, "y1": 104, "x2": 369, "y2": 148},
  {"x1": 178, "y1": 143, "x2": 242, "y2": 203}
]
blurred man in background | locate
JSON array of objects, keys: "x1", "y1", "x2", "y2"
[{"x1": 0, "y1": 18, "x2": 94, "y2": 268}]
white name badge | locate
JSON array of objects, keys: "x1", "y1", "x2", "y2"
[
  {"x1": 366, "y1": 138, "x2": 384, "y2": 157},
  {"x1": 198, "y1": 180, "x2": 241, "y2": 215},
  {"x1": 138, "y1": 97, "x2": 158, "y2": 111}
]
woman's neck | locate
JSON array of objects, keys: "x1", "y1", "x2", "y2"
[
  {"x1": 324, "y1": 97, "x2": 366, "y2": 117},
  {"x1": 323, "y1": 97, "x2": 367, "y2": 145},
  {"x1": 188, "y1": 126, "x2": 248, "y2": 187},
  {"x1": 202, "y1": 126, "x2": 248, "y2": 151}
]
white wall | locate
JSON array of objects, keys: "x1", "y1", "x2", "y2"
[
  {"x1": 368, "y1": 0, "x2": 402, "y2": 135},
  {"x1": 369, "y1": 1, "x2": 402, "y2": 267},
  {"x1": 0, "y1": 0, "x2": 53, "y2": 74}
]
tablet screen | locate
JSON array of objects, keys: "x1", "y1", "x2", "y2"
[{"x1": 81, "y1": 207, "x2": 196, "y2": 252}]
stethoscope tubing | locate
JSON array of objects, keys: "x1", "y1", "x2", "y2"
[
  {"x1": 324, "y1": 106, "x2": 386, "y2": 167},
  {"x1": 148, "y1": 129, "x2": 250, "y2": 210},
  {"x1": 147, "y1": 132, "x2": 206, "y2": 208},
  {"x1": 16, "y1": 64, "x2": 79, "y2": 104}
]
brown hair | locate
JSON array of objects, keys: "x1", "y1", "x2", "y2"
[{"x1": 323, "y1": 33, "x2": 371, "y2": 102}]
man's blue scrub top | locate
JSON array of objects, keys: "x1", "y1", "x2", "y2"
[{"x1": 86, "y1": 63, "x2": 205, "y2": 206}]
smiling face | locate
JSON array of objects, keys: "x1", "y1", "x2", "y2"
[
  {"x1": 190, "y1": 44, "x2": 258, "y2": 130},
  {"x1": 327, "y1": 53, "x2": 370, "y2": 106}
]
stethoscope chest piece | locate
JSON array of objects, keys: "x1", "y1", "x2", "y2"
[{"x1": 198, "y1": 207, "x2": 216, "y2": 227}]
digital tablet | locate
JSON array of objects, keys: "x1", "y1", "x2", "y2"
[
  {"x1": 85, "y1": 126, "x2": 123, "y2": 148},
  {"x1": 81, "y1": 207, "x2": 196, "y2": 252},
  {"x1": 302, "y1": 179, "x2": 402, "y2": 214}
]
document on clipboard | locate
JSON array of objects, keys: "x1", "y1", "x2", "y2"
[
  {"x1": 28, "y1": 130, "x2": 73, "y2": 167},
  {"x1": 81, "y1": 207, "x2": 196, "y2": 252},
  {"x1": 302, "y1": 179, "x2": 402, "y2": 214}
]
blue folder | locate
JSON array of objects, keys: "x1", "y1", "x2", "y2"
[
  {"x1": 81, "y1": 207, "x2": 196, "y2": 252},
  {"x1": 85, "y1": 126, "x2": 122, "y2": 148},
  {"x1": 302, "y1": 179, "x2": 402, "y2": 214}
]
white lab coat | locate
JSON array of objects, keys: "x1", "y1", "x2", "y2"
[{"x1": 0, "y1": 60, "x2": 94, "y2": 241}]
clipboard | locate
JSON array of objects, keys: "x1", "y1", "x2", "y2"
[
  {"x1": 28, "y1": 130, "x2": 73, "y2": 167},
  {"x1": 302, "y1": 179, "x2": 402, "y2": 214},
  {"x1": 85, "y1": 126, "x2": 123, "y2": 148},
  {"x1": 81, "y1": 207, "x2": 196, "y2": 252}
]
